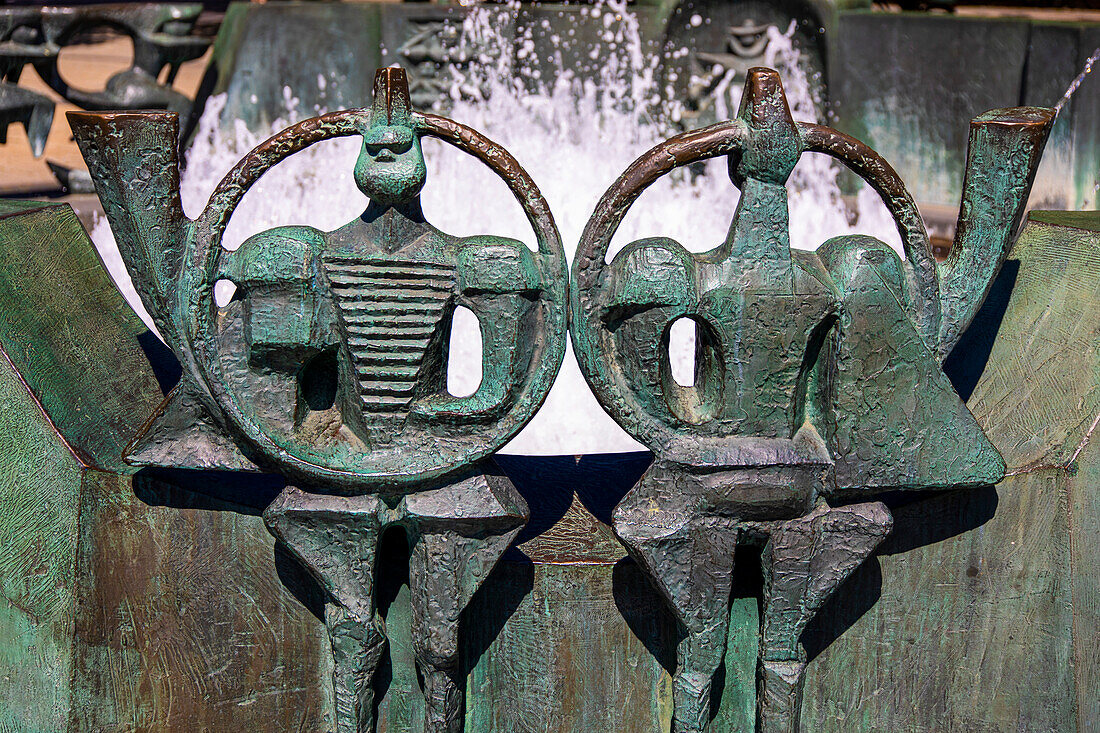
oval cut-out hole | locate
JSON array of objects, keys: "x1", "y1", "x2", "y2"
[
  {"x1": 214, "y1": 279, "x2": 237, "y2": 307},
  {"x1": 669, "y1": 317, "x2": 697, "y2": 387},
  {"x1": 447, "y1": 306, "x2": 482, "y2": 398},
  {"x1": 300, "y1": 350, "x2": 338, "y2": 412}
]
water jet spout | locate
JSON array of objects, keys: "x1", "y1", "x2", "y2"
[
  {"x1": 1054, "y1": 46, "x2": 1099, "y2": 115},
  {"x1": 938, "y1": 106, "x2": 1054, "y2": 357},
  {"x1": 68, "y1": 110, "x2": 191, "y2": 345}
]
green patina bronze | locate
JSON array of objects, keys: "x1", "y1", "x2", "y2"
[
  {"x1": 0, "y1": 204, "x2": 1096, "y2": 730},
  {"x1": 69, "y1": 67, "x2": 567, "y2": 733},
  {"x1": 0, "y1": 200, "x2": 165, "y2": 730},
  {"x1": 569, "y1": 67, "x2": 1054, "y2": 732},
  {"x1": 0, "y1": 61, "x2": 1091, "y2": 731}
]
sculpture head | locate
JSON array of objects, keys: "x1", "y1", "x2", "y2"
[{"x1": 354, "y1": 67, "x2": 426, "y2": 205}]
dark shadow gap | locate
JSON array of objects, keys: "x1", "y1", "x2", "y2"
[
  {"x1": 372, "y1": 524, "x2": 411, "y2": 720},
  {"x1": 944, "y1": 258, "x2": 1019, "y2": 401},
  {"x1": 135, "y1": 329, "x2": 182, "y2": 396},
  {"x1": 133, "y1": 466, "x2": 284, "y2": 515}
]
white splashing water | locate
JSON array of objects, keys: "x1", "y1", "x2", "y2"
[{"x1": 91, "y1": 1, "x2": 903, "y2": 455}]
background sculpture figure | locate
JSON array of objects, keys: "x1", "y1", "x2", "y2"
[
  {"x1": 1, "y1": 3, "x2": 209, "y2": 156},
  {"x1": 1, "y1": 7, "x2": 56, "y2": 157},
  {"x1": 570, "y1": 67, "x2": 1053, "y2": 732},
  {"x1": 70, "y1": 66, "x2": 568, "y2": 733}
]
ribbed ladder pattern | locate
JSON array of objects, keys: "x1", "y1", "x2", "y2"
[{"x1": 323, "y1": 255, "x2": 454, "y2": 426}]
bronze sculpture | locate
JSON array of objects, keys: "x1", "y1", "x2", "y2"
[
  {"x1": 0, "y1": 7, "x2": 56, "y2": 157},
  {"x1": 55, "y1": 52, "x2": 1063, "y2": 729},
  {"x1": 570, "y1": 67, "x2": 1054, "y2": 732},
  {"x1": 70, "y1": 67, "x2": 567, "y2": 733}
]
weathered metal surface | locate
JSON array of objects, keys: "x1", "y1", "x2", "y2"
[
  {"x1": 67, "y1": 468, "x2": 333, "y2": 731},
  {"x1": 0, "y1": 85, "x2": 53, "y2": 155},
  {"x1": 71, "y1": 68, "x2": 567, "y2": 490},
  {"x1": 0, "y1": 200, "x2": 164, "y2": 729},
  {"x1": 35, "y1": 4, "x2": 209, "y2": 118},
  {"x1": 964, "y1": 211, "x2": 1100, "y2": 733},
  {"x1": 828, "y1": 13, "x2": 1029, "y2": 208},
  {"x1": 71, "y1": 67, "x2": 567, "y2": 733},
  {"x1": 569, "y1": 67, "x2": 1051, "y2": 731},
  {"x1": 0, "y1": 201, "x2": 165, "y2": 472},
  {"x1": 0, "y1": 7, "x2": 55, "y2": 156},
  {"x1": 829, "y1": 12, "x2": 1100, "y2": 211},
  {"x1": 0, "y1": 336, "x2": 83, "y2": 732},
  {"x1": 0, "y1": 65, "x2": 1094, "y2": 733},
  {"x1": 802, "y1": 210, "x2": 1100, "y2": 731},
  {"x1": 0, "y1": 201, "x2": 1096, "y2": 730}
]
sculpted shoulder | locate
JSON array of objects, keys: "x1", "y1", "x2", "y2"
[
  {"x1": 604, "y1": 237, "x2": 695, "y2": 311},
  {"x1": 454, "y1": 235, "x2": 541, "y2": 295},
  {"x1": 816, "y1": 234, "x2": 907, "y2": 301},
  {"x1": 219, "y1": 225, "x2": 326, "y2": 285}
]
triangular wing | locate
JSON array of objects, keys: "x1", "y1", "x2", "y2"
[
  {"x1": 820, "y1": 242, "x2": 1005, "y2": 496},
  {"x1": 125, "y1": 383, "x2": 260, "y2": 472}
]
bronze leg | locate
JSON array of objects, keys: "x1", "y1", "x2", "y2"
[
  {"x1": 264, "y1": 486, "x2": 388, "y2": 733},
  {"x1": 614, "y1": 464, "x2": 739, "y2": 733},
  {"x1": 756, "y1": 502, "x2": 892, "y2": 733},
  {"x1": 404, "y1": 468, "x2": 528, "y2": 733}
]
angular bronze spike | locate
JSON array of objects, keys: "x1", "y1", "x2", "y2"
[{"x1": 371, "y1": 66, "x2": 412, "y2": 127}]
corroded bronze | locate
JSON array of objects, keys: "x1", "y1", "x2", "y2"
[
  {"x1": 570, "y1": 67, "x2": 1054, "y2": 732},
  {"x1": 35, "y1": 3, "x2": 209, "y2": 118},
  {"x1": 70, "y1": 67, "x2": 567, "y2": 733}
]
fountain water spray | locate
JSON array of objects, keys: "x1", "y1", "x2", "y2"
[{"x1": 1054, "y1": 46, "x2": 1100, "y2": 115}]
